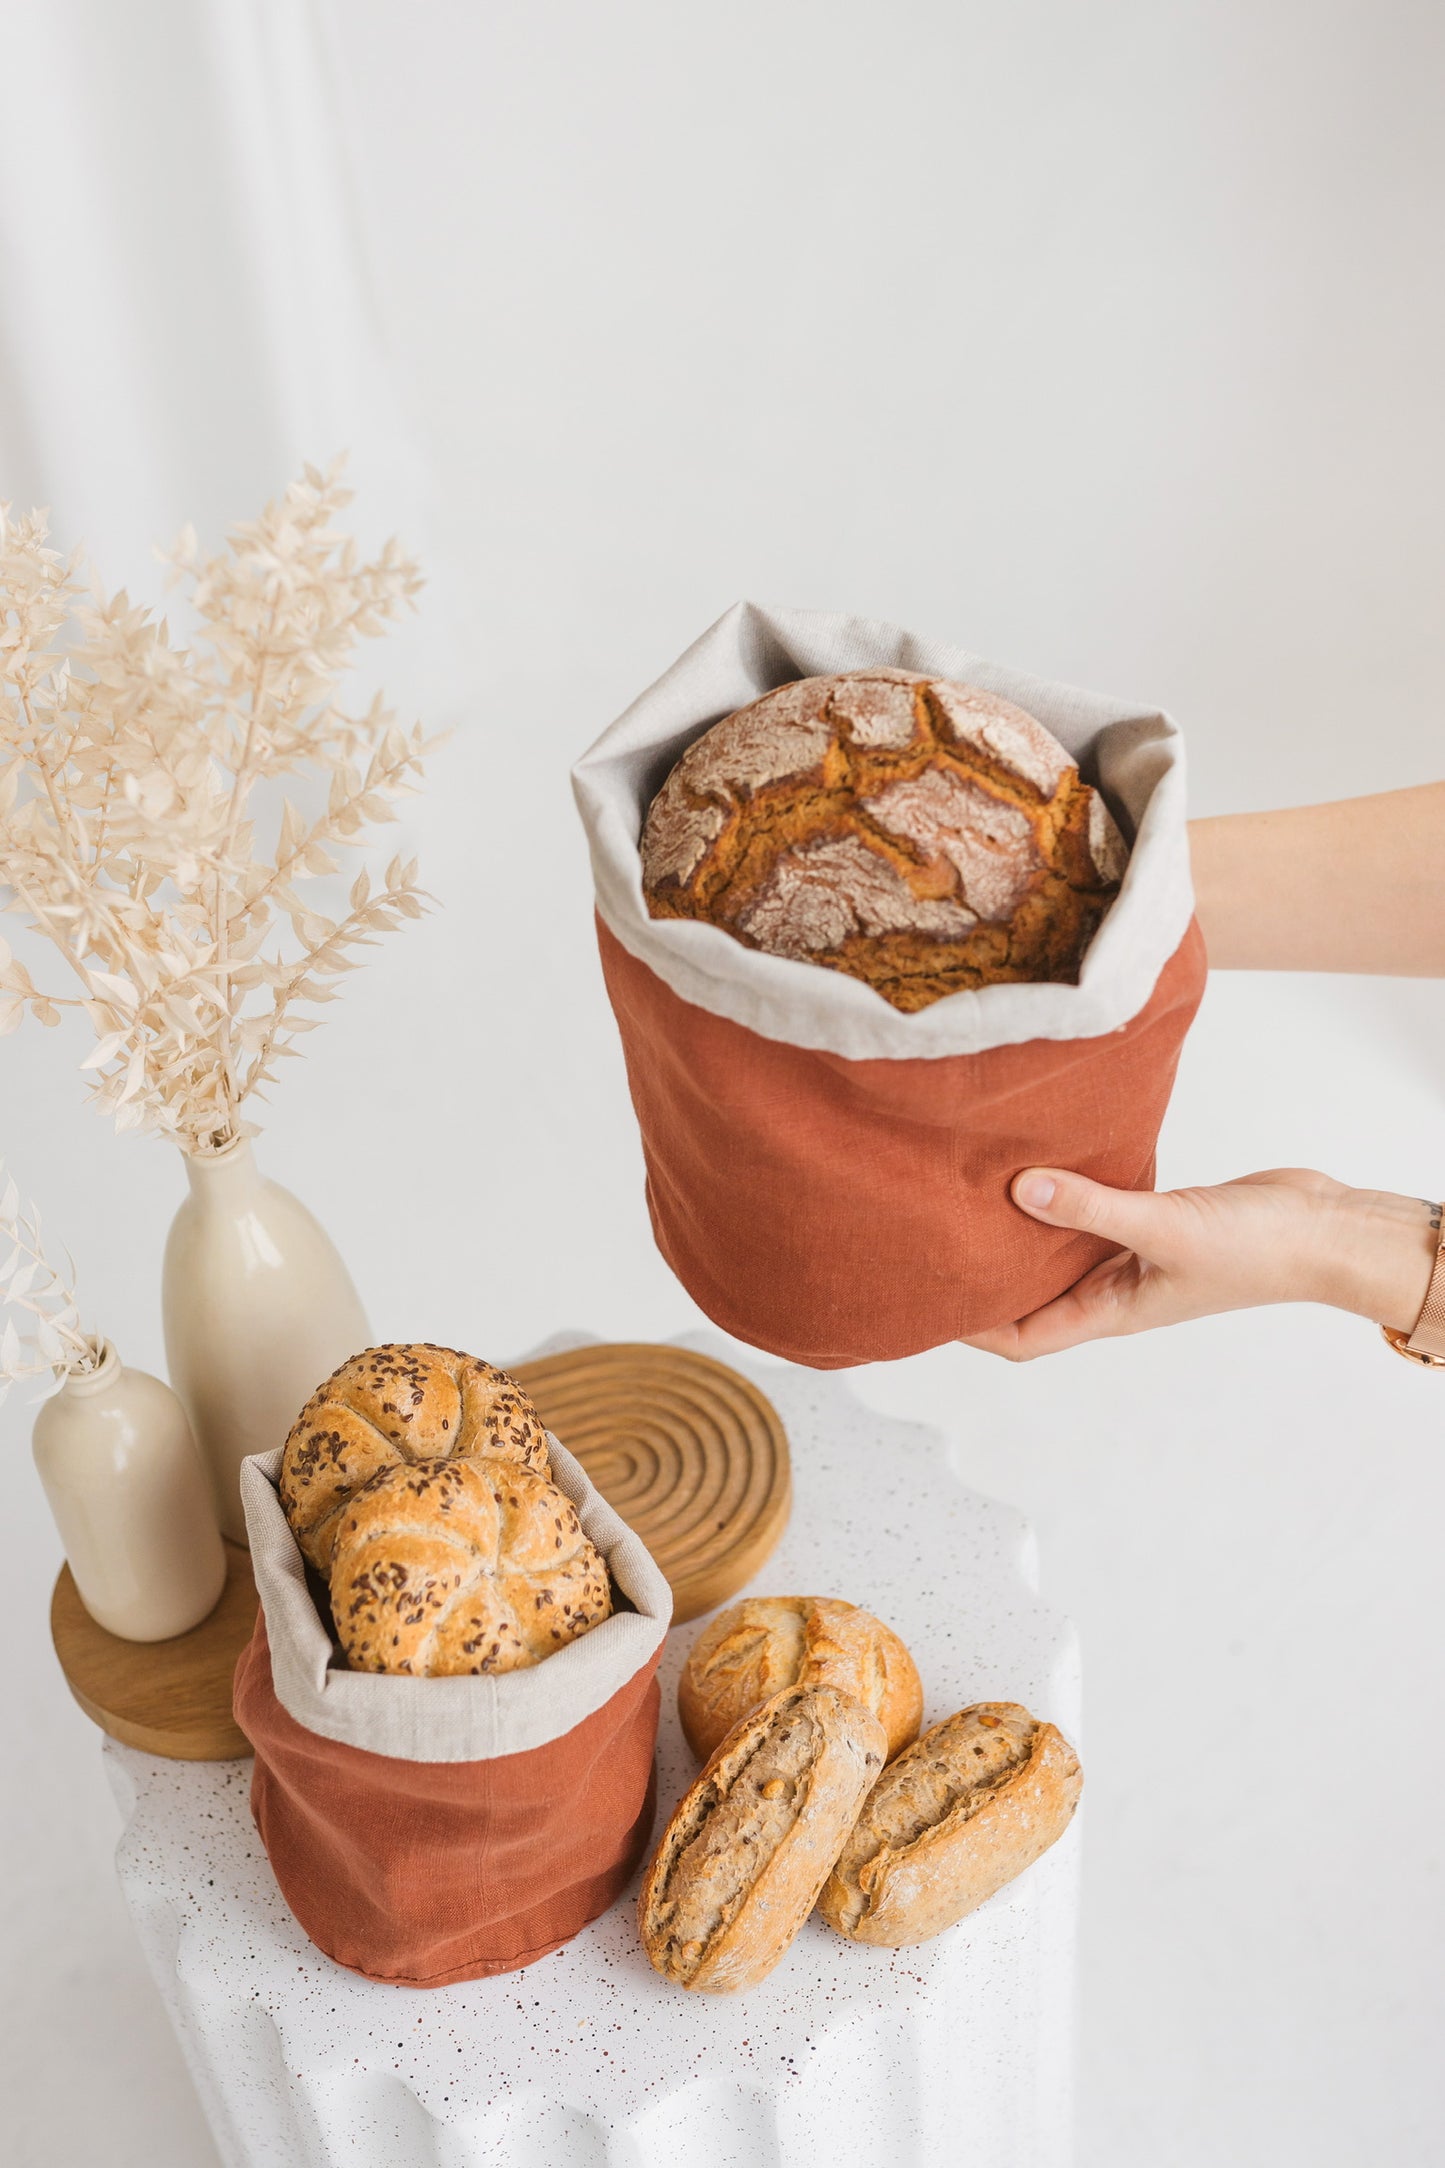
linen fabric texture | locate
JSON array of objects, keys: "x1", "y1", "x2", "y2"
[
  {"x1": 574, "y1": 603, "x2": 1208, "y2": 1367},
  {"x1": 233, "y1": 1438, "x2": 672, "y2": 1986}
]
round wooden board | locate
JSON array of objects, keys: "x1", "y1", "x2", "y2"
[
  {"x1": 49, "y1": 1340, "x2": 791, "y2": 1760},
  {"x1": 513, "y1": 1341, "x2": 791, "y2": 1623},
  {"x1": 51, "y1": 1539, "x2": 257, "y2": 1761}
]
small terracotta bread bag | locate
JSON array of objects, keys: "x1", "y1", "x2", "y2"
[
  {"x1": 573, "y1": 603, "x2": 1206, "y2": 1367},
  {"x1": 233, "y1": 1436, "x2": 672, "y2": 1987}
]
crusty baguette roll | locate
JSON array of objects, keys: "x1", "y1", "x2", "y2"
[
  {"x1": 818, "y1": 1701, "x2": 1081, "y2": 1947},
  {"x1": 678, "y1": 1596, "x2": 923, "y2": 1765},
  {"x1": 641, "y1": 670, "x2": 1128, "y2": 1012},
  {"x1": 639, "y1": 1684, "x2": 887, "y2": 1993},
  {"x1": 328, "y1": 1456, "x2": 612, "y2": 1676},
  {"x1": 281, "y1": 1343, "x2": 550, "y2": 1571}
]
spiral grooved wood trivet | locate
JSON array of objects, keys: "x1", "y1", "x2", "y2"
[
  {"x1": 512, "y1": 1342, "x2": 791, "y2": 1622},
  {"x1": 49, "y1": 1341, "x2": 791, "y2": 1757}
]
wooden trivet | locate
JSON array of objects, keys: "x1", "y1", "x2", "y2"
[
  {"x1": 49, "y1": 1341, "x2": 790, "y2": 1760},
  {"x1": 515, "y1": 1341, "x2": 791, "y2": 1623},
  {"x1": 51, "y1": 1539, "x2": 257, "y2": 1761}
]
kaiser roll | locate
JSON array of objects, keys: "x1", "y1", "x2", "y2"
[
  {"x1": 678, "y1": 1595, "x2": 922, "y2": 1764},
  {"x1": 640, "y1": 669, "x2": 1128, "y2": 1012},
  {"x1": 818, "y1": 1700, "x2": 1082, "y2": 1946},
  {"x1": 280, "y1": 1343, "x2": 550, "y2": 1571},
  {"x1": 327, "y1": 1455, "x2": 613, "y2": 1676}
]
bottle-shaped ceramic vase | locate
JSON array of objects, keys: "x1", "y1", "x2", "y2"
[
  {"x1": 162, "y1": 1137, "x2": 370, "y2": 1544},
  {"x1": 32, "y1": 1342, "x2": 227, "y2": 1642}
]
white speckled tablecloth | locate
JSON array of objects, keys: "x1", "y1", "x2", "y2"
[{"x1": 106, "y1": 1334, "x2": 1082, "y2": 2168}]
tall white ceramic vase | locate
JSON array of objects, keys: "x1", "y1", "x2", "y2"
[
  {"x1": 32, "y1": 1342, "x2": 227, "y2": 1642},
  {"x1": 162, "y1": 1137, "x2": 370, "y2": 1545}
]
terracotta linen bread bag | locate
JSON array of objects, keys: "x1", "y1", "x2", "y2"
[
  {"x1": 573, "y1": 603, "x2": 1207, "y2": 1368},
  {"x1": 232, "y1": 1435, "x2": 672, "y2": 1987}
]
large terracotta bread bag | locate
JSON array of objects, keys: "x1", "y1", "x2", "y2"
[
  {"x1": 573, "y1": 603, "x2": 1207, "y2": 1368},
  {"x1": 233, "y1": 1436, "x2": 672, "y2": 1987}
]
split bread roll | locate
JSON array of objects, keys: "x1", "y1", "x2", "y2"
[
  {"x1": 328, "y1": 1456, "x2": 612, "y2": 1676},
  {"x1": 281, "y1": 1343, "x2": 550, "y2": 1571},
  {"x1": 639, "y1": 1684, "x2": 887, "y2": 1993},
  {"x1": 818, "y1": 1701, "x2": 1082, "y2": 1947},
  {"x1": 679, "y1": 1595, "x2": 923, "y2": 1764}
]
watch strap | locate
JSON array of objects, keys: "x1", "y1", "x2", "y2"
[{"x1": 1405, "y1": 1218, "x2": 1445, "y2": 1360}]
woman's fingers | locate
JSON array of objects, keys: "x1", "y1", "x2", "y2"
[
  {"x1": 961, "y1": 1172, "x2": 1182, "y2": 1360},
  {"x1": 1009, "y1": 1168, "x2": 1177, "y2": 1259},
  {"x1": 963, "y1": 1251, "x2": 1154, "y2": 1360}
]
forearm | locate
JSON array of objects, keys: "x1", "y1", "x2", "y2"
[{"x1": 1188, "y1": 784, "x2": 1445, "y2": 973}]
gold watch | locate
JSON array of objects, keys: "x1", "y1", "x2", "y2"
[{"x1": 1380, "y1": 1205, "x2": 1445, "y2": 1367}]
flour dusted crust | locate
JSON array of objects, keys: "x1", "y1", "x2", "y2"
[
  {"x1": 639, "y1": 671, "x2": 1128, "y2": 1012},
  {"x1": 280, "y1": 1343, "x2": 551, "y2": 1572},
  {"x1": 327, "y1": 1456, "x2": 612, "y2": 1676},
  {"x1": 818, "y1": 1701, "x2": 1082, "y2": 1947},
  {"x1": 639, "y1": 1684, "x2": 887, "y2": 1993},
  {"x1": 678, "y1": 1596, "x2": 923, "y2": 1765}
]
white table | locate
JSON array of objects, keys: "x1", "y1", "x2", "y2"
[{"x1": 106, "y1": 1335, "x2": 1082, "y2": 2168}]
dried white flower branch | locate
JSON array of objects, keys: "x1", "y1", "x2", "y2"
[
  {"x1": 0, "y1": 1163, "x2": 98, "y2": 1406},
  {"x1": 0, "y1": 460, "x2": 433, "y2": 1155}
]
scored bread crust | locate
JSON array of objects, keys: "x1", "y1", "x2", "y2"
[
  {"x1": 817, "y1": 1701, "x2": 1082, "y2": 1947},
  {"x1": 280, "y1": 1343, "x2": 551, "y2": 1572},
  {"x1": 678, "y1": 1596, "x2": 923, "y2": 1765},
  {"x1": 640, "y1": 670, "x2": 1128, "y2": 1013},
  {"x1": 639, "y1": 1684, "x2": 887, "y2": 1993},
  {"x1": 327, "y1": 1455, "x2": 612, "y2": 1676}
]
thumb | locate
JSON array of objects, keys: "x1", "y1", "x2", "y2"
[{"x1": 1011, "y1": 1168, "x2": 1167, "y2": 1254}]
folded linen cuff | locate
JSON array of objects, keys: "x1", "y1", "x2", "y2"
[{"x1": 239, "y1": 1437, "x2": 672, "y2": 1763}]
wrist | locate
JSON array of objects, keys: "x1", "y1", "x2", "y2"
[{"x1": 1307, "y1": 1187, "x2": 1439, "y2": 1328}]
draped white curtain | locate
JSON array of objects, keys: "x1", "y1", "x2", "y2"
[{"x1": 0, "y1": 0, "x2": 418, "y2": 591}]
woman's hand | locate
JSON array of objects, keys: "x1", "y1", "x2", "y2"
[{"x1": 964, "y1": 1169, "x2": 1440, "y2": 1361}]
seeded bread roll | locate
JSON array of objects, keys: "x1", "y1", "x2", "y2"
[
  {"x1": 638, "y1": 1684, "x2": 887, "y2": 1993},
  {"x1": 328, "y1": 1456, "x2": 612, "y2": 1676},
  {"x1": 641, "y1": 669, "x2": 1127, "y2": 1012},
  {"x1": 281, "y1": 1343, "x2": 550, "y2": 1572},
  {"x1": 679, "y1": 1596, "x2": 923, "y2": 1765},
  {"x1": 818, "y1": 1701, "x2": 1082, "y2": 1947}
]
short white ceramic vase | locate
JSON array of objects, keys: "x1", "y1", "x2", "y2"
[
  {"x1": 162, "y1": 1137, "x2": 370, "y2": 1545},
  {"x1": 32, "y1": 1343, "x2": 227, "y2": 1642}
]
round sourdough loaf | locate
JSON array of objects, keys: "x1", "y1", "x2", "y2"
[
  {"x1": 639, "y1": 1683, "x2": 887, "y2": 1993},
  {"x1": 280, "y1": 1343, "x2": 550, "y2": 1571},
  {"x1": 678, "y1": 1596, "x2": 922, "y2": 1764},
  {"x1": 327, "y1": 1455, "x2": 613, "y2": 1676},
  {"x1": 818, "y1": 1701, "x2": 1082, "y2": 1946},
  {"x1": 640, "y1": 669, "x2": 1128, "y2": 1012}
]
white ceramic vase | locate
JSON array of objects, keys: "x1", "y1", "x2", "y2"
[
  {"x1": 162, "y1": 1137, "x2": 370, "y2": 1545},
  {"x1": 32, "y1": 1342, "x2": 227, "y2": 1642}
]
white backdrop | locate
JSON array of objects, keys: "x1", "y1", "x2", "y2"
[{"x1": 2, "y1": 3, "x2": 1443, "y2": 2164}]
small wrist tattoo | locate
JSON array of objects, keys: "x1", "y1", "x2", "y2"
[{"x1": 1419, "y1": 1198, "x2": 1442, "y2": 1232}]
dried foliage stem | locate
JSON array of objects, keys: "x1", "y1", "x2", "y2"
[
  {"x1": 0, "y1": 1164, "x2": 96, "y2": 1406},
  {"x1": 0, "y1": 461, "x2": 433, "y2": 1155}
]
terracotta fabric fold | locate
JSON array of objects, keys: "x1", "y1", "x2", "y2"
[
  {"x1": 233, "y1": 1433, "x2": 672, "y2": 1985},
  {"x1": 598, "y1": 912, "x2": 1207, "y2": 1368},
  {"x1": 234, "y1": 1612, "x2": 662, "y2": 1987}
]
